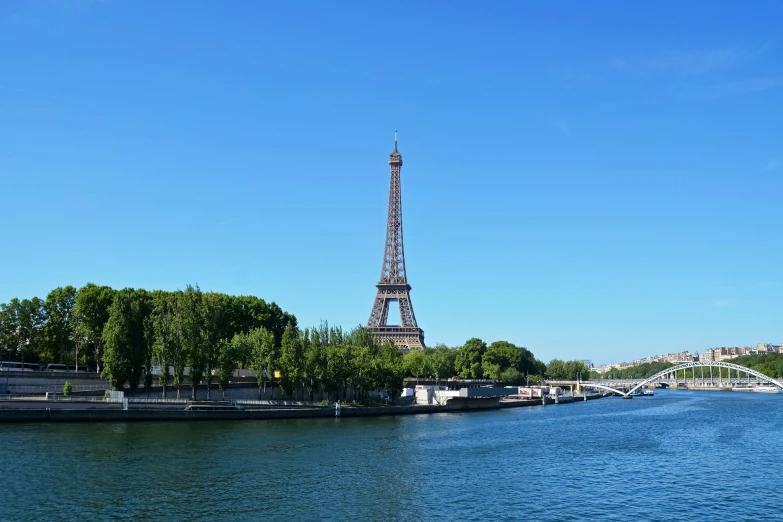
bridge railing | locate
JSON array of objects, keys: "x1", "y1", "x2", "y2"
[{"x1": 581, "y1": 361, "x2": 783, "y2": 397}]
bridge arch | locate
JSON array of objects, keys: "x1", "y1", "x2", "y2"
[
  {"x1": 584, "y1": 361, "x2": 783, "y2": 397},
  {"x1": 577, "y1": 383, "x2": 628, "y2": 396}
]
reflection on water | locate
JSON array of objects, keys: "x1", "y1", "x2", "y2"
[{"x1": 1, "y1": 390, "x2": 781, "y2": 521}]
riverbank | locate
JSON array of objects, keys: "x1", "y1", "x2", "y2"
[{"x1": 0, "y1": 393, "x2": 608, "y2": 423}]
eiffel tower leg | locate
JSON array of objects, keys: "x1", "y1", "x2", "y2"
[
  {"x1": 368, "y1": 297, "x2": 386, "y2": 328},
  {"x1": 397, "y1": 295, "x2": 416, "y2": 328}
]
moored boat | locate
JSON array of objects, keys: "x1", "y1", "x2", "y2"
[
  {"x1": 733, "y1": 385, "x2": 782, "y2": 393},
  {"x1": 752, "y1": 385, "x2": 781, "y2": 393}
]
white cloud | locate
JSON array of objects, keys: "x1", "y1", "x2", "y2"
[
  {"x1": 759, "y1": 158, "x2": 783, "y2": 172},
  {"x1": 553, "y1": 120, "x2": 570, "y2": 138},
  {"x1": 683, "y1": 77, "x2": 783, "y2": 100},
  {"x1": 611, "y1": 57, "x2": 628, "y2": 69},
  {"x1": 652, "y1": 48, "x2": 745, "y2": 75},
  {"x1": 615, "y1": 40, "x2": 775, "y2": 78},
  {"x1": 0, "y1": 85, "x2": 29, "y2": 93}
]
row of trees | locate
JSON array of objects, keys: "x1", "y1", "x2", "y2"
[
  {"x1": 0, "y1": 286, "x2": 79, "y2": 366},
  {"x1": 400, "y1": 338, "x2": 590, "y2": 385},
  {"x1": 0, "y1": 283, "x2": 295, "y2": 376},
  {"x1": 0, "y1": 283, "x2": 594, "y2": 400},
  {"x1": 101, "y1": 285, "x2": 296, "y2": 399},
  {"x1": 230, "y1": 333, "x2": 589, "y2": 401},
  {"x1": 730, "y1": 353, "x2": 783, "y2": 379},
  {"x1": 235, "y1": 323, "x2": 404, "y2": 402},
  {"x1": 544, "y1": 358, "x2": 593, "y2": 381},
  {"x1": 591, "y1": 361, "x2": 675, "y2": 380}
]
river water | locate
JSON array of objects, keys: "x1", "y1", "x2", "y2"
[{"x1": 0, "y1": 390, "x2": 781, "y2": 521}]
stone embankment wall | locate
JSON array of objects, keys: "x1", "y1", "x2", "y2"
[
  {"x1": 0, "y1": 401, "x2": 487, "y2": 423},
  {"x1": 0, "y1": 393, "x2": 608, "y2": 423}
]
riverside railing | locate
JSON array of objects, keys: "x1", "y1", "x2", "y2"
[
  {"x1": 3, "y1": 384, "x2": 109, "y2": 394},
  {"x1": 127, "y1": 398, "x2": 188, "y2": 405},
  {"x1": 234, "y1": 399, "x2": 329, "y2": 408},
  {"x1": 0, "y1": 396, "x2": 109, "y2": 403}
]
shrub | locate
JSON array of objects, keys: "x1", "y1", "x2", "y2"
[{"x1": 63, "y1": 381, "x2": 72, "y2": 396}]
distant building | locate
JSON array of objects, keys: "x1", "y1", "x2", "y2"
[
  {"x1": 664, "y1": 351, "x2": 693, "y2": 363},
  {"x1": 713, "y1": 346, "x2": 748, "y2": 361}
]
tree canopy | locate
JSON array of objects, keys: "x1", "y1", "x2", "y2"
[
  {"x1": 0, "y1": 284, "x2": 295, "y2": 372},
  {"x1": 399, "y1": 338, "x2": 547, "y2": 386}
]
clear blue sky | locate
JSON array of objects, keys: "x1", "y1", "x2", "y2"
[{"x1": 1, "y1": 1, "x2": 781, "y2": 364}]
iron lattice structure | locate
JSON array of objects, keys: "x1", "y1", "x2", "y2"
[
  {"x1": 583, "y1": 361, "x2": 783, "y2": 397},
  {"x1": 366, "y1": 134, "x2": 425, "y2": 350}
]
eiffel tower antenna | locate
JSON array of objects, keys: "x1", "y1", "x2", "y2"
[{"x1": 366, "y1": 133, "x2": 425, "y2": 350}]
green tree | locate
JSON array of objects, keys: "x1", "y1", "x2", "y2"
[
  {"x1": 500, "y1": 368, "x2": 526, "y2": 385},
  {"x1": 481, "y1": 341, "x2": 522, "y2": 380},
  {"x1": 216, "y1": 338, "x2": 238, "y2": 399},
  {"x1": 565, "y1": 360, "x2": 590, "y2": 381},
  {"x1": 160, "y1": 291, "x2": 187, "y2": 399},
  {"x1": 150, "y1": 291, "x2": 176, "y2": 398},
  {"x1": 202, "y1": 292, "x2": 228, "y2": 400},
  {"x1": 181, "y1": 285, "x2": 206, "y2": 401},
  {"x1": 43, "y1": 286, "x2": 78, "y2": 365},
  {"x1": 325, "y1": 344, "x2": 352, "y2": 401},
  {"x1": 403, "y1": 350, "x2": 431, "y2": 381},
  {"x1": 0, "y1": 300, "x2": 20, "y2": 362},
  {"x1": 101, "y1": 289, "x2": 148, "y2": 392},
  {"x1": 545, "y1": 359, "x2": 569, "y2": 380},
  {"x1": 455, "y1": 338, "x2": 487, "y2": 379},
  {"x1": 350, "y1": 344, "x2": 374, "y2": 401},
  {"x1": 546, "y1": 359, "x2": 590, "y2": 381},
  {"x1": 1, "y1": 298, "x2": 45, "y2": 365},
  {"x1": 278, "y1": 323, "x2": 303, "y2": 399},
  {"x1": 18, "y1": 298, "x2": 45, "y2": 365},
  {"x1": 73, "y1": 284, "x2": 115, "y2": 372},
  {"x1": 428, "y1": 344, "x2": 457, "y2": 382},
  {"x1": 243, "y1": 327, "x2": 278, "y2": 399},
  {"x1": 303, "y1": 327, "x2": 327, "y2": 401},
  {"x1": 377, "y1": 342, "x2": 404, "y2": 401}
]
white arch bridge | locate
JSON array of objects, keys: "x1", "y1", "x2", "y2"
[{"x1": 579, "y1": 361, "x2": 783, "y2": 397}]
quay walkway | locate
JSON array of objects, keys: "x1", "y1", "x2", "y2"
[{"x1": 0, "y1": 391, "x2": 607, "y2": 423}]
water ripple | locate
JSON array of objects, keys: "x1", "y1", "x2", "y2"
[{"x1": 0, "y1": 390, "x2": 781, "y2": 520}]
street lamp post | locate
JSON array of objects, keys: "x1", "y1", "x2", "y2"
[{"x1": 4, "y1": 346, "x2": 9, "y2": 394}]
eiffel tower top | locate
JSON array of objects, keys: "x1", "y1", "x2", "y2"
[{"x1": 389, "y1": 130, "x2": 402, "y2": 165}]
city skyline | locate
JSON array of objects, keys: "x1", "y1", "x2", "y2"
[
  {"x1": 596, "y1": 342, "x2": 783, "y2": 372},
  {"x1": 1, "y1": 2, "x2": 782, "y2": 362}
]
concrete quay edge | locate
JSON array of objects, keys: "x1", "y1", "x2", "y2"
[{"x1": 0, "y1": 394, "x2": 606, "y2": 423}]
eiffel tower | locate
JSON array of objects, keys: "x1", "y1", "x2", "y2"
[{"x1": 366, "y1": 132, "x2": 425, "y2": 351}]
